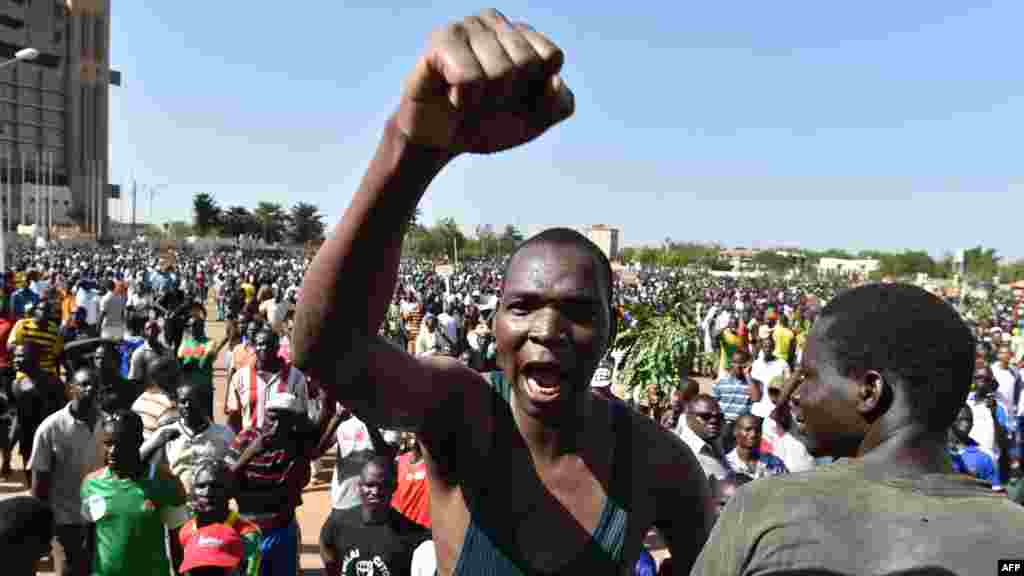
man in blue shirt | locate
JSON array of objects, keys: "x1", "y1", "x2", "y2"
[
  {"x1": 949, "y1": 404, "x2": 1002, "y2": 491},
  {"x1": 10, "y1": 274, "x2": 39, "y2": 319},
  {"x1": 712, "y1": 350, "x2": 761, "y2": 453}
]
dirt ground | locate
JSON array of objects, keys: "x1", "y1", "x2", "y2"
[{"x1": 0, "y1": 311, "x2": 708, "y2": 573}]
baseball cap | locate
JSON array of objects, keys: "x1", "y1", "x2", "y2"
[
  {"x1": 179, "y1": 523, "x2": 243, "y2": 573},
  {"x1": 266, "y1": 393, "x2": 302, "y2": 414}
]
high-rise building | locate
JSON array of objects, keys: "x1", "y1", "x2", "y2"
[{"x1": 0, "y1": 0, "x2": 116, "y2": 238}]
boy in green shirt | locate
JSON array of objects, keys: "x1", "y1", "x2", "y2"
[{"x1": 81, "y1": 409, "x2": 190, "y2": 575}]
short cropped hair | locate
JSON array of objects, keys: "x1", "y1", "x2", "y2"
[
  {"x1": 815, "y1": 283, "x2": 974, "y2": 433},
  {"x1": 504, "y1": 228, "x2": 614, "y2": 306}
]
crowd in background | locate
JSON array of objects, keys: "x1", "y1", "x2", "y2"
[{"x1": 0, "y1": 243, "x2": 1022, "y2": 575}]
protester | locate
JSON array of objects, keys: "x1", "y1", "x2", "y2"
[
  {"x1": 391, "y1": 433, "x2": 431, "y2": 529},
  {"x1": 226, "y1": 326, "x2": 309, "y2": 433},
  {"x1": 178, "y1": 459, "x2": 263, "y2": 576},
  {"x1": 128, "y1": 319, "x2": 166, "y2": 391},
  {"x1": 131, "y1": 355, "x2": 179, "y2": 439},
  {"x1": 724, "y1": 414, "x2": 788, "y2": 480},
  {"x1": 692, "y1": 283, "x2": 1024, "y2": 574},
  {"x1": 948, "y1": 404, "x2": 1001, "y2": 490},
  {"x1": 711, "y1": 350, "x2": 759, "y2": 454},
  {"x1": 319, "y1": 456, "x2": 430, "y2": 576},
  {"x1": 293, "y1": 13, "x2": 714, "y2": 572},
  {"x1": 227, "y1": 393, "x2": 319, "y2": 575},
  {"x1": 674, "y1": 394, "x2": 729, "y2": 480},
  {"x1": 28, "y1": 367, "x2": 102, "y2": 576},
  {"x1": 81, "y1": 410, "x2": 189, "y2": 576},
  {"x1": 179, "y1": 314, "x2": 233, "y2": 421},
  {"x1": 142, "y1": 380, "x2": 235, "y2": 494}
]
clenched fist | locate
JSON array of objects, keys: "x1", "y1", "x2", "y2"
[{"x1": 396, "y1": 9, "x2": 574, "y2": 154}]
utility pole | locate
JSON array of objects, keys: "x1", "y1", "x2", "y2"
[{"x1": 131, "y1": 179, "x2": 137, "y2": 237}]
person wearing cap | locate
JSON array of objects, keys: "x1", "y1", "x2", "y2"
[
  {"x1": 226, "y1": 391, "x2": 320, "y2": 575},
  {"x1": 178, "y1": 459, "x2": 262, "y2": 576}
]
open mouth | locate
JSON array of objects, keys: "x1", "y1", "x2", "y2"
[{"x1": 521, "y1": 362, "x2": 567, "y2": 402}]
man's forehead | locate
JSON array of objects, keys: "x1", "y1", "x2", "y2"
[{"x1": 505, "y1": 244, "x2": 603, "y2": 295}]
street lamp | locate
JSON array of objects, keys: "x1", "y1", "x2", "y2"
[{"x1": 0, "y1": 48, "x2": 39, "y2": 70}]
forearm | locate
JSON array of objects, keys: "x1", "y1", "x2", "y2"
[
  {"x1": 293, "y1": 115, "x2": 453, "y2": 373},
  {"x1": 139, "y1": 435, "x2": 169, "y2": 463}
]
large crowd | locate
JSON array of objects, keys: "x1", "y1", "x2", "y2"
[
  {"x1": 3, "y1": 8, "x2": 1024, "y2": 576},
  {"x1": 0, "y1": 236, "x2": 1021, "y2": 575}
]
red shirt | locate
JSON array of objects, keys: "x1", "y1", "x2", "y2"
[
  {"x1": 0, "y1": 317, "x2": 12, "y2": 368},
  {"x1": 391, "y1": 451, "x2": 431, "y2": 528}
]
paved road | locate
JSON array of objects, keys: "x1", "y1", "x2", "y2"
[{"x1": 0, "y1": 310, "x2": 699, "y2": 573}]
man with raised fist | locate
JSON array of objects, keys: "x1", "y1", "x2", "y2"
[{"x1": 293, "y1": 10, "x2": 712, "y2": 575}]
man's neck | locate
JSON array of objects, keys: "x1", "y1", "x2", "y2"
[
  {"x1": 511, "y1": 389, "x2": 591, "y2": 465},
  {"x1": 195, "y1": 510, "x2": 230, "y2": 528},
  {"x1": 857, "y1": 423, "x2": 952, "y2": 475},
  {"x1": 361, "y1": 505, "x2": 390, "y2": 525},
  {"x1": 257, "y1": 360, "x2": 281, "y2": 374},
  {"x1": 736, "y1": 445, "x2": 756, "y2": 462},
  {"x1": 184, "y1": 419, "x2": 211, "y2": 436}
]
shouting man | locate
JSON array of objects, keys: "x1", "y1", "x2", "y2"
[{"x1": 293, "y1": 10, "x2": 712, "y2": 574}]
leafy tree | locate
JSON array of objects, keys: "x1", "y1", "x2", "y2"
[
  {"x1": 963, "y1": 246, "x2": 1001, "y2": 282},
  {"x1": 192, "y1": 193, "x2": 221, "y2": 236},
  {"x1": 253, "y1": 202, "x2": 289, "y2": 244},
  {"x1": 498, "y1": 224, "x2": 525, "y2": 254},
  {"x1": 220, "y1": 206, "x2": 258, "y2": 238},
  {"x1": 752, "y1": 251, "x2": 798, "y2": 275},
  {"x1": 288, "y1": 202, "x2": 326, "y2": 244}
]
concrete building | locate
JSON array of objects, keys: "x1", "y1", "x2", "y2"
[
  {"x1": 817, "y1": 257, "x2": 880, "y2": 276},
  {"x1": 0, "y1": 0, "x2": 116, "y2": 238},
  {"x1": 584, "y1": 224, "x2": 620, "y2": 261}
]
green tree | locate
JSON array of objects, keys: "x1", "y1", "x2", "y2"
[
  {"x1": 253, "y1": 202, "x2": 289, "y2": 244},
  {"x1": 476, "y1": 224, "x2": 497, "y2": 258},
  {"x1": 287, "y1": 202, "x2": 326, "y2": 244},
  {"x1": 192, "y1": 193, "x2": 221, "y2": 236},
  {"x1": 220, "y1": 206, "x2": 258, "y2": 238},
  {"x1": 498, "y1": 224, "x2": 525, "y2": 254},
  {"x1": 964, "y1": 246, "x2": 1000, "y2": 282}
]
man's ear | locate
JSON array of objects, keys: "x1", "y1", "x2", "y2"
[{"x1": 856, "y1": 370, "x2": 890, "y2": 419}]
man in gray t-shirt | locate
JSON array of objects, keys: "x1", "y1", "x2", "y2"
[{"x1": 28, "y1": 368, "x2": 102, "y2": 576}]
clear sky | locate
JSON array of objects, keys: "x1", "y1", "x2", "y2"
[{"x1": 109, "y1": 2, "x2": 1024, "y2": 259}]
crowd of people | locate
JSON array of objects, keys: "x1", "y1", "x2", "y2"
[{"x1": 3, "y1": 8, "x2": 1024, "y2": 576}]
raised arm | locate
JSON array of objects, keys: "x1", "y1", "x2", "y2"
[{"x1": 292, "y1": 9, "x2": 573, "y2": 434}]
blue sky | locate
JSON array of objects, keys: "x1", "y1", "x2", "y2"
[{"x1": 109, "y1": 2, "x2": 1024, "y2": 259}]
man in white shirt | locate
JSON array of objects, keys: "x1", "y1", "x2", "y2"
[
  {"x1": 674, "y1": 394, "x2": 728, "y2": 480},
  {"x1": 437, "y1": 303, "x2": 459, "y2": 347},
  {"x1": 968, "y1": 365, "x2": 1013, "y2": 483},
  {"x1": 992, "y1": 345, "x2": 1021, "y2": 413},
  {"x1": 140, "y1": 381, "x2": 235, "y2": 493},
  {"x1": 98, "y1": 280, "x2": 127, "y2": 341},
  {"x1": 750, "y1": 326, "x2": 790, "y2": 419}
]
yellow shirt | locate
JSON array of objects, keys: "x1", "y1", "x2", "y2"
[{"x1": 773, "y1": 326, "x2": 795, "y2": 363}]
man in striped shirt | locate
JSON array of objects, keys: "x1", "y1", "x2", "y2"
[
  {"x1": 226, "y1": 327, "x2": 309, "y2": 433},
  {"x1": 8, "y1": 300, "x2": 64, "y2": 380},
  {"x1": 227, "y1": 393, "x2": 318, "y2": 576},
  {"x1": 712, "y1": 350, "x2": 761, "y2": 454}
]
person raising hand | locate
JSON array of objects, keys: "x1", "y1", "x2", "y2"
[{"x1": 294, "y1": 10, "x2": 711, "y2": 575}]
